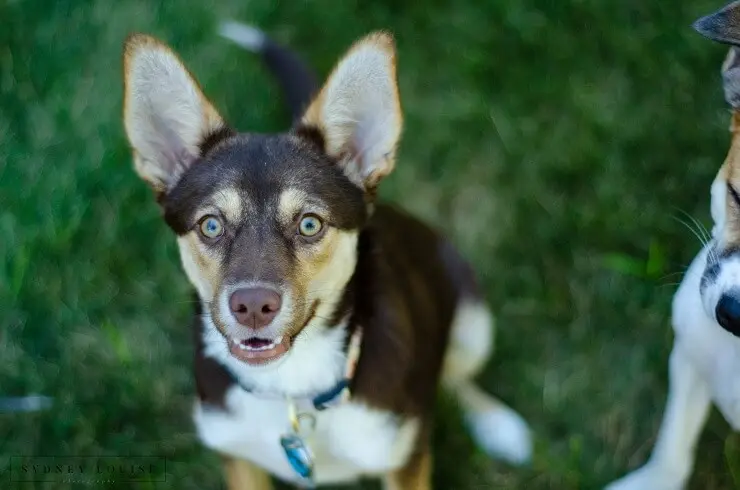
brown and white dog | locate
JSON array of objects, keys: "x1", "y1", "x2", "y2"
[
  {"x1": 605, "y1": 4, "x2": 740, "y2": 489},
  {"x1": 121, "y1": 22, "x2": 532, "y2": 489}
]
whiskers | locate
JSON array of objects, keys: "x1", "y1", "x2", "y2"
[
  {"x1": 671, "y1": 208, "x2": 718, "y2": 264},
  {"x1": 672, "y1": 208, "x2": 712, "y2": 249},
  {"x1": 663, "y1": 209, "x2": 717, "y2": 288},
  {"x1": 657, "y1": 268, "x2": 691, "y2": 288}
]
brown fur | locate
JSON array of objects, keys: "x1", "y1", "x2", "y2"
[
  {"x1": 713, "y1": 47, "x2": 740, "y2": 250},
  {"x1": 384, "y1": 447, "x2": 432, "y2": 490},
  {"x1": 223, "y1": 456, "x2": 273, "y2": 490},
  {"x1": 719, "y1": 112, "x2": 740, "y2": 247},
  {"x1": 178, "y1": 234, "x2": 221, "y2": 301},
  {"x1": 122, "y1": 28, "x2": 500, "y2": 489}
]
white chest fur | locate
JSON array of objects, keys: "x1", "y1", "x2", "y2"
[
  {"x1": 673, "y1": 246, "x2": 740, "y2": 429},
  {"x1": 193, "y1": 386, "x2": 419, "y2": 486},
  {"x1": 681, "y1": 323, "x2": 740, "y2": 428},
  {"x1": 709, "y1": 344, "x2": 740, "y2": 428}
]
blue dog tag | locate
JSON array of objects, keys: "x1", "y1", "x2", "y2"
[{"x1": 280, "y1": 432, "x2": 314, "y2": 485}]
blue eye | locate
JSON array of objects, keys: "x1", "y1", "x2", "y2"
[
  {"x1": 298, "y1": 215, "x2": 323, "y2": 237},
  {"x1": 199, "y1": 216, "x2": 224, "y2": 238}
]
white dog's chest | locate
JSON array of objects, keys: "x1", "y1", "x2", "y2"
[
  {"x1": 680, "y1": 320, "x2": 740, "y2": 428},
  {"x1": 672, "y1": 247, "x2": 740, "y2": 430},
  {"x1": 193, "y1": 386, "x2": 419, "y2": 486},
  {"x1": 706, "y1": 347, "x2": 740, "y2": 428}
]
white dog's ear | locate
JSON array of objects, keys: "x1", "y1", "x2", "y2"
[
  {"x1": 299, "y1": 31, "x2": 402, "y2": 192},
  {"x1": 122, "y1": 34, "x2": 229, "y2": 193},
  {"x1": 694, "y1": 1, "x2": 740, "y2": 48}
]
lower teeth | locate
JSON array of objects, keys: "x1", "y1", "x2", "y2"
[
  {"x1": 235, "y1": 337, "x2": 283, "y2": 352},
  {"x1": 248, "y1": 343, "x2": 274, "y2": 351}
]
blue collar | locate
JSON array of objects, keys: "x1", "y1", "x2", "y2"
[
  {"x1": 235, "y1": 376, "x2": 350, "y2": 411},
  {"x1": 234, "y1": 327, "x2": 362, "y2": 411}
]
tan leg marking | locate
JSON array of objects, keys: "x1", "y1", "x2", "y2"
[
  {"x1": 222, "y1": 456, "x2": 273, "y2": 490},
  {"x1": 383, "y1": 444, "x2": 432, "y2": 490}
]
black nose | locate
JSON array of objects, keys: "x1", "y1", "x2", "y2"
[
  {"x1": 229, "y1": 288, "x2": 282, "y2": 329},
  {"x1": 716, "y1": 294, "x2": 740, "y2": 337}
]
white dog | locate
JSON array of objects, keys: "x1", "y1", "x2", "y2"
[{"x1": 605, "y1": 16, "x2": 740, "y2": 489}]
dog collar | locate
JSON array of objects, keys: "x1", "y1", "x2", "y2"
[
  {"x1": 233, "y1": 326, "x2": 363, "y2": 411},
  {"x1": 276, "y1": 327, "x2": 362, "y2": 487},
  {"x1": 309, "y1": 325, "x2": 362, "y2": 410}
]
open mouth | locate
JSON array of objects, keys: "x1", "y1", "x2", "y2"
[
  {"x1": 226, "y1": 300, "x2": 320, "y2": 366},
  {"x1": 229, "y1": 336, "x2": 291, "y2": 365}
]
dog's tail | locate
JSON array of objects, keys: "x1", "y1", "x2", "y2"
[
  {"x1": 218, "y1": 20, "x2": 319, "y2": 123},
  {"x1": 442, "y1": 301, "x2": 533, "y2": 465}
]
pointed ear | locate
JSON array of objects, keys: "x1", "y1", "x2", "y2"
[
  {"x1": 298, "y1": 31, "x2": 402, "y2": 192},
  {"x1": 122, "y1": 34, "x2": 230, "y2": 193},
  {"x1": 694, "y1": 1, "x2": 740, "y2": 46}
]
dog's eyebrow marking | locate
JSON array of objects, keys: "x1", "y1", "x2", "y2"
[
  {"x1": 209, "y1": 187, "x2": 245, "y2": 223},
  {"x1": 278, "y1": 188, "x2": 326, "y2": 222}
]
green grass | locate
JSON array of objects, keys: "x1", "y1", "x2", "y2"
[{"x1": 1, "y1": 0, "x2": 738, "y2": 488}]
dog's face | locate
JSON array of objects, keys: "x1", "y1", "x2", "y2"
[
  {"x1": 166, "y1": 135, "x2": 367, "y2": 365},
  {"x1": 121, "y1": 33, "x2": 402, "y2": 366},
  {"x1": 697, "y1": 41, "x2": 740, "y2": 337},
  {"x1": 694, "y1": 4, "x2": 740, "y2": 336},
  {"x1": 703, "y1": 137, "x2": 740, "y2": 338}
]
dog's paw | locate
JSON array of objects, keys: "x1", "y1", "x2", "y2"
[
  {"x1": 605, "y1": 464, "x2": 687, "y2": 490},
  {"x1": 467, "y1": 405, "x2": 532, "y2": 465}
]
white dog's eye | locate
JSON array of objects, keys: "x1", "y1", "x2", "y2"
[
  {"x1": 298, "y1": 215, "x2": 323, "y2": 237},
  {"x1": 199, "y1": 216, "x2": 224, "y2": 239}
]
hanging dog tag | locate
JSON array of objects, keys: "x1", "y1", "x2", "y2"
[
  {"x1": 280, "y1": 432, "x2": 314, "y2": 484},
  {"x1": 280, "y1": 399, "x2": 316, "y2": 487}
]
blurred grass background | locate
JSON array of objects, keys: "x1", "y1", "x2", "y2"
[{"x1": 1, "y1": 0, "x2": 739, "y2": 488}]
